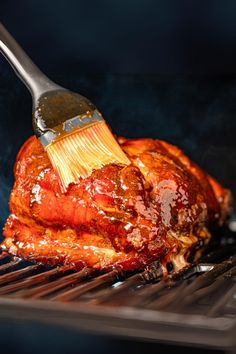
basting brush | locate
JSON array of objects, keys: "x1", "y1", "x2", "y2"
[{"x1": 0, "y1": 22, "x2": 130, "y2": 190}]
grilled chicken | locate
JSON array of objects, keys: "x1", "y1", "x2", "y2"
[{"x1": 2, "y1": 136, "x2": 231, "y2": 271}]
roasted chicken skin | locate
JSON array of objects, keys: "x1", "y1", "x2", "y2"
[{"x1": 2, "y1": 136, "x2": 231, "y2": 271}]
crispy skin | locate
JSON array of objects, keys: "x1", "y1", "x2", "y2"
[{"x1": 2, "y1": 136, "x2": 231, "y2": 271}]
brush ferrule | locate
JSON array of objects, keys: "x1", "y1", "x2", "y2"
[{"x1": 40, "y1": 109, "x2": 104, "y2": 147}]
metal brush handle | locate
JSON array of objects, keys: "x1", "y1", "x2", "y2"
[{"x1": 0, "y1": 22, "x2": 61, "y2": 98}]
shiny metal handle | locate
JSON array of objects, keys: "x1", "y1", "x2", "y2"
[{"x1": 0, "y1": 22, "x2": 60, "y2": 98}]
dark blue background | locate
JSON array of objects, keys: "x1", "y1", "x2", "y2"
[
  {"x1": 0, "y1": 1, "x2": 235, "y2": 353},
  {"x1": 2, "y1": 0, "x2": 236, "y2": 75}
]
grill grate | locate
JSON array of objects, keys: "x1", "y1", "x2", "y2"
[{"x1": 0, "y1": 242, "x2": 236, "y2": 352}]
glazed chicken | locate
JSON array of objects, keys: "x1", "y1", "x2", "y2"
[{"x1": 2, "y1": 136, "x2": 231, "y2": 272}]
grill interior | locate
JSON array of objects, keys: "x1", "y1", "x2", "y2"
[{"x1": 0, "y1": 237, "x2": 236, "y2": 352}]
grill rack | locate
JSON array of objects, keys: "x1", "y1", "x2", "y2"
[{"x1": 0, "y1": 242, "x2": 236, "y2": 353}]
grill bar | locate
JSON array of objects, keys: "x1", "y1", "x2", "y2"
[
  {"x1": 23, "y1": 267, "x2": 95, "y2": 299},
  {"x1": 118, "y1": 263, "x2": 214, "y2": 308},
  {"x1": 207, "y1": 282, "x2": 236, "y2": 317},
  {"x1": 0, "y1": 258, "x2": 22, "y2": 273},
  {"x1": 144, "y1": 258, "x2": 236, "y2": 312},
  {"x1": 141, "y1": 265, "x2": 210, "y2": 311},
  {"x1": 0, "y1": 266, "x2": 68, "y2": 295},
  {"x1": 93, "y1": 266, "x2": 163, "y2": 306},
  {"x1": 52, "y1": 269, "x2": 120, "y2": 301},
  {"x1": 0, "y1": 251, "x2": 235, "y2": 307},
  {"x1": 0, "y1": 243, "x2": 235, "y2": 351},
  {"x1": 176, "y1": 264, "x2": 236, "y2": 310},
  {"x1": 0, "y1": 264, "x2": 41, "y2": 286}
]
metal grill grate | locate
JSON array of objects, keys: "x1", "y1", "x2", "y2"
[{"x1": 0, "y1": 243, "x2": 236, "y2": 352}]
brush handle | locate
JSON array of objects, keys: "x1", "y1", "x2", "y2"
[{"x1": 0, "y1": 22, "x2": 61, "y2": 98}]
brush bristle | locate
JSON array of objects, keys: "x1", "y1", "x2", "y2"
[{"x1": 45, "y1": 121, "x2": 130, "y2": 190}]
